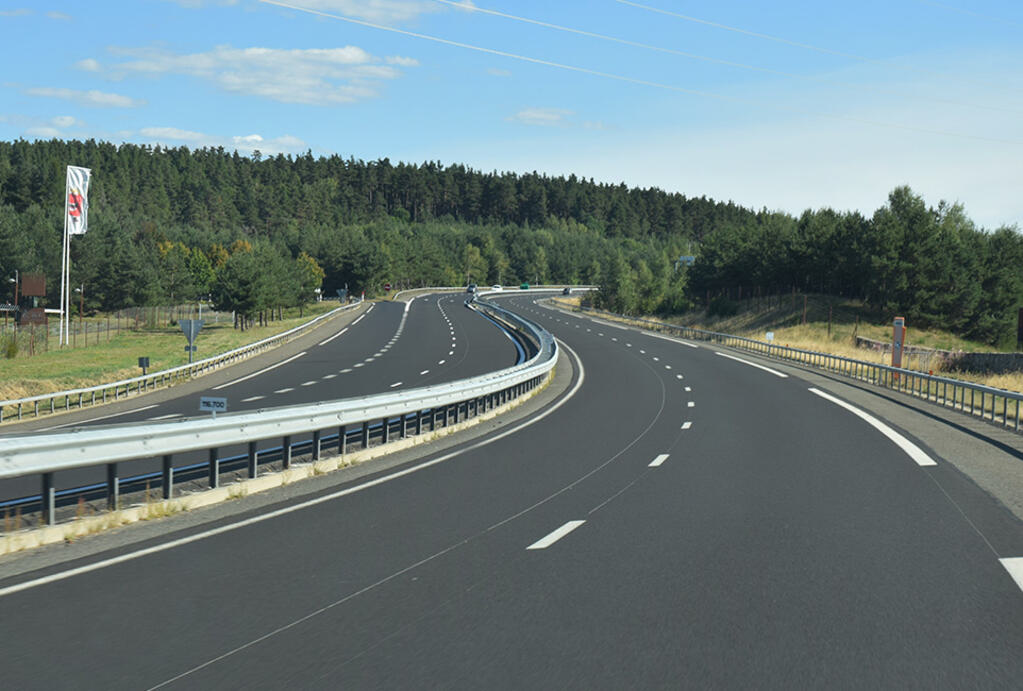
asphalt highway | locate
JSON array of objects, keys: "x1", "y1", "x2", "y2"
[
  {"x1": 1, "y1": 293, "x2": 1021, "y2": 688},
  {"x1": 0, "y1": 293, "x2": 519, "y2": 499}
]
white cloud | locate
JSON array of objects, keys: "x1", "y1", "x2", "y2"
[
  {"x1": 25, "y1": 126, "x2": 60, "y2": 138},
  {"x1": 106, "y1": 45, "x2": 416, "y2": 105},
  {"x1": 46, "y1": 11, "x2": 71, "y2": 20},
  {"x1": 138, "y1": 126, "x2": 306, "y2": 155},
  {"x1": 76, "y1": 58, "x2": 101, "y2": 72},
  {"x1": 507, "y1": 107, "x2": 573, "y2": 127},
  {"x1": 385, "y1": 56, "x2": 419, "y2": 67},
  {"x1": 0, "y1": 9, "x2": 31, "y2": 17},
  {"x1": 268, "y1": 0, "x2": 436, "y2": 23},
  {"x1": 25, "y1": 86, "x2": 144, "y2": 107},
  {"x1": 52, "y1": 115, "x2": 78, "y2": 127}
]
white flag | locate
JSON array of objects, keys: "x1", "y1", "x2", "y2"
[{"x1": 66, "y1": 165, "x2": 91, "y2": 235}]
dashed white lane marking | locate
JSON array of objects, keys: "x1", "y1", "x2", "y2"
[
  {"x1": 438, "y1": 359, "x2": 446, "y2": 365},
  {"x1": 598, "y1": 333, "x2": 604, "y2": 337},
  {"x1": 642, "y1": 331, "x2": 699, "y2": 348},
  {"x1": 808, "y1": 388, "x2": 937, "y2": 466},
  {"x1": 448, "y1": 350, "x2": 454, "y2": 356},
  {"x1": 39, "y1": 404, "x2": 160, "y2": 430},
  {"x1": 653, "y1": 357, "x2": 659, "y2": 362},
  {"x1": 684, "y1": 387, "x2": 692, "y2": 392},
  {"x1": 339, "y1": 368, "x2": 353, "y2": 374},
  {"x1": 374, "y1": 352, "x2": 384, "y2": 357},
  {"x1": 301, "y1": 381, "x2": 316, "y2": 387},
  {"x1": 318, "y1": 327, "x2": 349, "y2": 346},
  {"x1": 681, "y1": 421, "x2": 692, "y2": 430},
  {"x1": 390, "y1": 381, "x2": 403, "y2": 388},
  {"x1": 147, "y1": 413, "x2": 182, "y2": 421},
  {"x1": 353, "y1": 363, "x2": 365, "y2": 368},
  {"x1": 420, "y1": 370, "x2": 430, "y2": 375},
  {"x1": 715, "y1": 351, "x2": 789, "y2": 378},
  {"x1": 323, "y1": 374, "x2": 337, "y2": 380},
  {"x1": 687, "y1": 401, "x2": 695, "y2": 408},
  {"x1": 675, "y1": 374, "x2": 684, "y2": 380},
  {"x1": 365, "y1": 357, "x2": 376, "y2": 362},
  {"x1": 1000, "y1": 558, "x2": 1023, "y2": 594},
  {"x1": 527, "y1": 521, "x2": 586, "y2": 550},
  {"x1": 664, "y1": 365, "x2": 671, "y2": 370},
  {"x1": 611, "y1": 337, "x2": 618, "y2": 342},
  {"x1": 639, "y1": 350, "x2": 646, "y2": 354},
  {"x1": 213, "y1": 351, "x2": 307, "y2": 390},
  {"x1": 274, "y1": 387, "x2": 294, "y2": 394},
  {"x1": 649, "y1": 454, "x2": 670, "y2": 468},
  {"x1": 241, "y1": 396, "x2": 266, "y2": 403}
]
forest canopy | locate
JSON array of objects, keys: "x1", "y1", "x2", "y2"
[{"x1": 0, "y1": 139, "x2": 1019, "y2": 345}]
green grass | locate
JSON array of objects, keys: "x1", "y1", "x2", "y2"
[{"x1": 0, "y1": 301, "x2": 340, "y2": 401}]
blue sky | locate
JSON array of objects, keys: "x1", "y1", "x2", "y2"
[{"x1": 2, "y1": 0, "x2": 1021, "y2": 229}]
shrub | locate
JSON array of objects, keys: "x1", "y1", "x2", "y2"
[{"x1": 708, "y1": 296, "x2": 739, "y2": 317}]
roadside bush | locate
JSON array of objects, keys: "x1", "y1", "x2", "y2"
[{"x1": 708, "y1": 296, "x2": 739, "y2": 317}]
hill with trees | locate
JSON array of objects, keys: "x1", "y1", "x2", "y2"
[{"x1": 0, "y1": 139, "x2": 1019, "y2": 345}]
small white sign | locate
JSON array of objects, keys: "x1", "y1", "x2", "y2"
[
  {"x1": 199, "y1": 396, "x2": 227, "y2": 413},
  {"x1": 765, "y1": 332, "x2": 775, "y2": 342}
]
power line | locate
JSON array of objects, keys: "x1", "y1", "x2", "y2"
[
  {"x1": 257, "y1": 0, "x2": 1023, "y2": 145},
  {"x1": 430, "y1": 0, "x2": 1021, "y2": 115},
  {"x1": 615, "y1": 0, "x2": 1018, "y2": 92},
  {"x1": 915, "y1": 0, "x2": 1022, "y2": 27}
]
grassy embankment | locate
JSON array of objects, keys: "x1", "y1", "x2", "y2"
[
  {"x1": 0, "y1": 301, "x2": 340, "y2": 402},
  {"x1": 559, "y1": 294, "x2": 1022, "y2": 394}
]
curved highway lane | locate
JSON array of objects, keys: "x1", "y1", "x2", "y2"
[{"x1": 1, "y1": 293, "x2": 1021, "y2": 688}]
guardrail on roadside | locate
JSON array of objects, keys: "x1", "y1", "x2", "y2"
[
  {"x1": 555, "y1": 301, "x2": 1022, "y2": 435},
  {"x1": 0, "y1": 300, "x2": 364, "y2": 425},
  {"x1": 0, "y1": 298, "x2": 557, "y2": 527}
]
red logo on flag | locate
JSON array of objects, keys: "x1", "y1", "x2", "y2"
[{"x1": 68, "y1": 190, "x2": 84, "y2": 217}]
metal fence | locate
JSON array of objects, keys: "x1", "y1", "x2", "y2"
[
  {"x1": 0, "y1": 301, "x2": 362, "y2": 424},
  {"x1": 0, "y1": 298, "x2": 556, "y2": 528},
  {"x1": 560, "y1": 302, "x2": 1022, "y2": 435}
]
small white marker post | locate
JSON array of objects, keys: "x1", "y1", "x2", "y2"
[{"x1": 199, "y1": 396, "x2": 227, "y2": 419}]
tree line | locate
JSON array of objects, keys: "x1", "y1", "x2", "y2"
[{"x1": 0, "y1": 139, "x2": 1019, "y2": 345}]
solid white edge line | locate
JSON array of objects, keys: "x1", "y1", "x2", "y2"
[
  {"x1": 999, "y1": 558, "x2": 1023, "y2": 593},
  {"x1": 213, "y1": 351, "x2": 307, "y2": 390},
  {"x1": 649, "y1": 454, "x2": 669, "y2": 467},
  {"x1": 0, "y1": 339, "x2": 586, "y2": 599},
  {"x1": 808, "y1": 388, "x2": 937, "y2": 467},
  {"x1": 641, "y1": 330, "x2": 699, "y2": 348},
  {"x1": 317, "y1": 327, "x2": 348, "y2": 347},
  {"x1": 526, "y1": 520, "x2": 586, "y2": 550},
  {"x1": 714, "y1": 351, "x2": 788, "y2": 378},
  {"x1": 39, "y1": 404, "x2": 160, "y2": 430}
]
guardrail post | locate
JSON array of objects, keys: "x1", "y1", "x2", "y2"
[
  {"x1": 106, "y1": 463, "x2": 119, "y2": 510},
  {"x1": 454, "y1": 402, "x2": 461, "y2": 424},
  {"x1": 338, "y1": 426, "x2": 347, "y2": 455},
  {"x1": 430, "y1": 408, "x2": 438, "y2": 431},
  {"x1": 42, "y1": 472, "x2": 55, "y2": 526},
  {"x1": 415, "y1": 412, "x2": 423, "y2": 435},
  {"x1": 209, "y1": 448, "x2": 220, "y2": 489},
  {"x1": 400, "y1": 414, "x2": 408, "y2": 439},
  {"x1": 247, "y1": 441, "x2": 258, "y2": 478},
  {"x1": 282, "y1": 435, "x2": 292, "y2": 469},
  {"x1": 381, "y1": 418, "x2": 390, "y2": 444},
  {"x1": 162, "y1": 455, "x2": 174, "y2": 499},
  {"x1": 312, "y1": 430, "x2": 321, "y2": 460},
  {"x1": 362, "y1": 421, "x2": 370, "y2": 448}
]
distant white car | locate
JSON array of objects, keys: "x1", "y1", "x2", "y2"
[{"x1": 491, "y1": 285, "x2": 502, "y2": 291}]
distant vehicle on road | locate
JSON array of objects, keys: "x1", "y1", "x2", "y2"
[
  {"x1": 466, "y1": 283, "x2": 477, "y2": 293},
  {"x1": 520, "y1": 282, "x2": 530, "y2": 290},
  {"x1": 562, "y1": 287, "x2": 571, "y2": 295},
  {"x1": 491, "y1": 284, "x2": 502, "y2": 291}
]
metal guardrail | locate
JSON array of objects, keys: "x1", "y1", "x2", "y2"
[
  {"x1": 559, "y1": 302, "x2": 1022, "y2": 435},
  {"x1": 0, "y1": 300, "x2": 364, "y2": 425},
  {"x1": 0, "y1": 298, "x2": 557, "y2": 527}
]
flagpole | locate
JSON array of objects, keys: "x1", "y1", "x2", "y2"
[{"x1": 59, "y1": 169, "x2": 69, "y2": 347}]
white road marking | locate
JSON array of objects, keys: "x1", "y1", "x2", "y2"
[
  {"x1": 611, "y1": 337, "x2": 618, "y2": 342},
  {"x1": 808, "y1": 388, "x2": 937, "y2": 466},
  {"x1": 39, "y1": 404, "x2": 160, "y2": 430},
  {"x1": 649, "y1": 454, "x2": 670, "y2": 467},
  {"x1": 365, "y1": 357, "x2": 376, "y2": 362},
  {"x1": 676, "y1": 374, "x2": 684, "y2": 380},
  {"x1": 598, "y1": 333, "x2": 604, "y2": 337},
  {"x1": 684, "y1": 386, "x2": 691, "y2": 392},
  {"x1": 715, "y1": 351, "x2": 789, "y2": 378},
  {"x1": 438, "y1": 359, "x2": 446, "y2": 365},
  {"x1": 301, "y1": 381, "x2": 316, "y2": 387},
  {"x1": 353, "y1": 363, "x2": 364, "y2": 368},
  {"x1": 448, "y1": 350, "x2": 454, "y2": 356},
  {"x1": 681, "y1": 421, "x2": 692, "y2": 430},
  {"x1": 213, "y1": 351, "x2": 307, "y2": 390},
  {"x1": 687, "y1": 401, "x2": 695, "y2": 408},
  {"x1": 1000, "y1": 558, "x2": 1023, "y2": 594},
  {"x1": 664, "y1": 365, "x2": 671, "y2": 370},
  {"x1": 390, "y1": 381, "x2": 402, "y2": 388},
  {"x1": 639, "y1": 350, "x2": 645, "y2": 354},
  {"x1": 274, "y1": 388, "x2": 294, "y2": 394},
  {"x1": 322, "y1": 374, "x2": 337, "y2": 380},
  {"x1": 317, "y1": 327, "x2": 348, "y2": 346},
  {"x1": 374, "y1": 352, "x2": 384, "y2": 357},
  {"x1": 653, "y1": 357, "x2": 659, "y2": 361},
  {"x1": 339, "y1": 369, "x2": 353, "y2": 374},
  {"x1": 241, "y1": 396, "x2": 266, "y2": 403},
  {"x1": 626, "y1": 343, "x2": 631, "y2": 347},
  {"x1": 527, "y1": 520, "x2": 586, "y2": 550},
  {"x1": 639, "y1": 330, "x2": 698, "y2": 349},
  {"x1": 352, "y1": 314, "x2": 365, "y2": 325},
  {"x1": 420, "y1": 370, "x2": 430, "y2": 375},
  {"x1": 146, "y1": 413, "x2": 182, "y2": 421}
]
